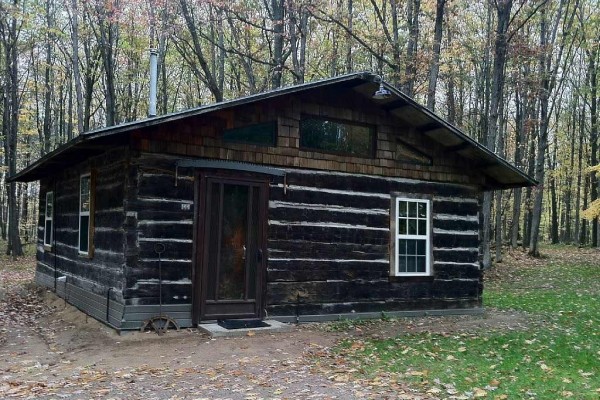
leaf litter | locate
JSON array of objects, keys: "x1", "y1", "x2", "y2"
[
  {"x1": 1, "y1": 255, "x2": 432, "y2": 399},
  {"x1": 3, "y1": 246, "x2": 598, "y2": 399}
]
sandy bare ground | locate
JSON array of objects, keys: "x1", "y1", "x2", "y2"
[{"x1": 0, "y1": 255, "x2": 536, "y2": 400}]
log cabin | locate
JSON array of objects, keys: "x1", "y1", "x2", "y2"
[{"x1": 10, "y1": 72, "x2": 535, "y2": 331}]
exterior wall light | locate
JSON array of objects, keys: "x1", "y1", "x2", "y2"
[{"x1": 372, "y1": 75, "x2": 392, "y2": 100}]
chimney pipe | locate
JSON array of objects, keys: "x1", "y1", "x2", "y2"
[{"x1": 148, "y1": 49, "x2": 158, "y2": 117}]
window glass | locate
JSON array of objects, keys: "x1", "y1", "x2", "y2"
[
  {"x1": 394, "y1": 198, "x2": 431, "y2": 276},
  {"x1": 80, "y1": 176, "x2": 90, "y2": 213},
  {"x1": 398, "y1": 219, "x2": 407, "y2": 235},
  {"x1": 222, "y1": 122, "x2": 276, "y2": 146},
  {"x1": 46, "y1": 192, "x2": 53, "y2": 218},
  {"x1": 79, "y1": 216, "x2": 89, "y2": 253},
  {"x1": 300, "y1": 116, "x2": 374, "y2": 157},
  {"x1": 44, "y1": 192, "x2": 53, "y2": 247},
  {"x1": 79, "y1": 175, "x2": 91, "y2": 254}
]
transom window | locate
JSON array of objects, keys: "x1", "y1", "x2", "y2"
[
  {"x1": 222, "y1": 121, "x2": 277, "y2": 146},
  {"x1": 44, "y1": 191, "x2": 53, "y2": 247},
  {"x1": 300, "y1": 116, "x2": 375, "y2": 157},
  {"x1": 393, "y1": 197, "x2": 431, "y2": 276}
]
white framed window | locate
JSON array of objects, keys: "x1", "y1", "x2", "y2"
[
  {"x1": 44, "y1": 191, "x2": 54, "y2": 247},
  {"x1": 391, "y1": 197, "x2": 431, "y2": 276},
  {"x1": 79, "y1": 174, "x2": 91, "y2": 254}
]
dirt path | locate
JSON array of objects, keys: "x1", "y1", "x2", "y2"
[
  {"x1": 0, "y1": 253, "x2": 540, "y2": 400},
  {"x1": 1, "y1": 261, "x2": 434, "y2": 399}
]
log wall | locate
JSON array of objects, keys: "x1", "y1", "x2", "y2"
[
  {"x1": 36, "y1": 147, "x2": 129, "y2": 327},
  {"x1": 116, "y1": 151, "x2": 483, "y2": 322},
  {"x1": 122, "y1": 153, "x2": 195, "y2": 307},
  {"x1": 266, "y1": 168, "x2": 483, "y2": 317}
]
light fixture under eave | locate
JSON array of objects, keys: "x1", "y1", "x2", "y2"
[{"x1": 372, "y1": 82, "x2": 392, "y2": 100}]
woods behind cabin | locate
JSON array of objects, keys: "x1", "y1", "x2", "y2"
[{"x1": 0, "y1": 0, "x2": 598, "y2": 258}]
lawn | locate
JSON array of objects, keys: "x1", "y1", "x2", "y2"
[{"x1": 331, "y1": 246, "x2": 600, "y2": 399}]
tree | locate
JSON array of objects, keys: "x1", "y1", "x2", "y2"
[
  {"x1": 426, "y1": 0, "x2": 446, "y2": 110},
  {"x1": 482, "y1": 0, "x2": 513, "y2": 269},
  {"x1": 87, "y1": 0, "x2": 120, "y2": 126},
  {"x1": 0, "y1": 0, "x2": 24, "y2": 257},
  {"x1": 175, "y1": 0, "x2": 224, "y2": 102},
  {"x1": 529, "y1": 0, "x2": 578, "y2": 256},
  {"x1": 270, "y1": 0, "x2": 284, "y2": 89}
]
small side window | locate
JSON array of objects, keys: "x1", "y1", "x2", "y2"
[
  {"x1": 79, "y1": 174, "x2": 93, "y2": 254},
  {"x1": 44, "y1": 191, "x2": 54, "y2": 247}
]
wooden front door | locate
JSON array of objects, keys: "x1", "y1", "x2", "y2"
[{"x1": 195, "y1": 175, "x2": 267, "y2": 321}]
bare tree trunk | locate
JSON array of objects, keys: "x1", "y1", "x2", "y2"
[
  {"x1": 426, "y1": 0, "x2": 445, "y2": 110},
  {"x1": 530, "y1": 0, "x2": 576, "y2": 255},
  {"x1": 68, "y1": 0, "x2": 84, "y2": 134},
  {"x1": 0, "y1": 173, "x2": 6, "y2": 241},
  {"x1": 0, "y1": 2, "x2": 24, "y2": 257},
  {"x1": 529, "y1": 10, "x2": 550, "y2": 257},
  {"x1": 575, "y1": 105, "x2": 584, "y2": 244},
  {"x1": 90, "y1": 0, "x2": 119, "y2": 126},
  {"x1": 20, "y1": 141, "x2": 29, "y2": 242},
  {"x1": 177, "y1": 0, "x2": 223, "y2": 102},
  {"x1": 43, "y1": 0, "x2": 54, "y2": 154},
  {"x1": 445, "y1": 24, "x2": 456, "y2": 124},
  {"x1": 580, "y1": 174, "x2": 589, "y2": 246},
  {"x1": 562, "y1": 97, "x2": 577, "y2": 243},
  {"x1": 494, "y1": 106, "x2": 507, "y2": 262},
  {"x1": 403, "y1": 0, "x2": 420, "y2": 97},
  {"x1": 511, "y1": 87, "x2": 525, "y2": 248},
  {"x1": 158, "y1": 33, "x2": 168, "y2": 113},
  {"x1": 66, "y1": 66, "x2": 73, "y2": 140},
  {"x1": 271, "y1": 0, "x2": 284, "y2": 89},
  {"x1": 345, "y1": 0, "x2": 353, "y2": 73},
  {"x1": 588, "y1": 46, "x2": 598, "y2": 246},
  {"x1": 482, "y1": 0, "x2": 512, "y2": 268},
  {"x1": 80, "y1": 27, "x2": 101, "y2": 131},
  {"x1": 549, "y1": 135, "x2": 559, "y2": 244},
  {"x1": 389, "y1": 0, "x2": 401, "y2": 85},
  {"x1": 215, "y1": 6, "x2": 225, "y2": 94},
  {"x1": 289, "y1": 2, "x2": 307, "y2": 83},
  {"x1": 522, "y1": 127, "x2": 536, "y2": 250}
]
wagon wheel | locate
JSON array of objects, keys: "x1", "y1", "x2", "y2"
[{"x1": 140, "y1": 316, "x2": 180, "y2": 336}]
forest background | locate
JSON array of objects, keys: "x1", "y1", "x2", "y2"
[{"x1": 0, "y1": 0, "x2": 598, "y2": 264}]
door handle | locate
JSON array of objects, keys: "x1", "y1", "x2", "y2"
[
  {"x1": 242, "y1": 245, "x2": 246, "y2": 260},
  {"x1": 257, "y1": 249, "x2": 263, "y2": 263}
]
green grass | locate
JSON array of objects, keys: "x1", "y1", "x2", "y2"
[{"x1": 334, "y1": 250, "x2": 600, "y2": 399}]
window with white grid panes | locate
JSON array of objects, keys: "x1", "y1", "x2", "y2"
[{"x1": 394, "y1": 198, "x2": 431, "y2": 276}]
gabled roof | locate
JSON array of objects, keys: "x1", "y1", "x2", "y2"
[{"x1": 10, "y1": 72, "x2": 535, "y2": 189}]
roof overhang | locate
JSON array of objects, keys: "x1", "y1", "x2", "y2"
[{"x1": 10, "y1": 72, "x2": 536, "y2": 189}]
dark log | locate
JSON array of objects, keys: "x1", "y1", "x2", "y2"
[
  {"x1": 268, "y1": 224, "x2": 388, "y2": 245},
  {"x1": 269, "y1": 206, "x2": 388, "y2": 227},
  {"x1": 268, "y1": 239, "x2": 387, "y2": 260},
  {"x1": 267, "y1": 260, "x2": 388, "y2": 282},
  {"x1": 433, "y1": 249, "x2": 478, "y2": 263}
]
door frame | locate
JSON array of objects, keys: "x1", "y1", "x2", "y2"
[{"x1": 192, "y1": 171, "x2": 269, "y2": 324}]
